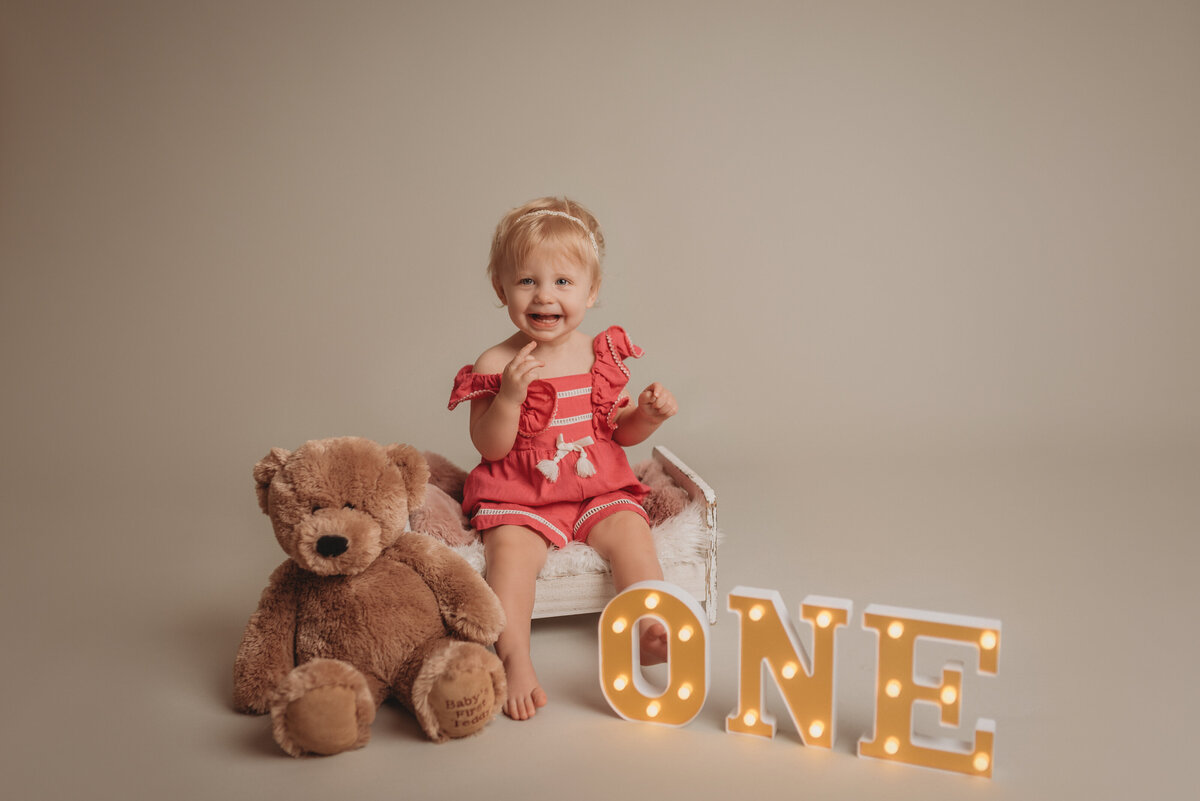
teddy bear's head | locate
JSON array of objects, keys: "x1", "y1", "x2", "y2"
[{"x1": 253, "y1": 437, "x2": 430, "y2": 576}]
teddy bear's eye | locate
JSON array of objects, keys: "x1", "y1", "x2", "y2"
[
  {"x1": 311, "y1": 505, "x2": 322, "y2": 514},
  {"x1": 344, "y1": 502, "x2": 356, "y2": 510}
]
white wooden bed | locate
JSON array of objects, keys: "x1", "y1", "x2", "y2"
[{"x1": 529, "y1": 446, "x2": 719, "y2": 624}]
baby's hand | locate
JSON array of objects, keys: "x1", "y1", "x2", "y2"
[
  {"x1": 499, "y1": 341, "x2": 544, "y2": 405},
  {"x1": 637, "y1": 383, "x2": 677, "y2": 423}
]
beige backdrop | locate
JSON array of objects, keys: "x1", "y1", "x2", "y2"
[{"x1": 2, "y1": 1, "x2": 1196, "y2": 799}]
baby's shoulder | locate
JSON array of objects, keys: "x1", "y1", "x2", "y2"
[{"x1": 473, "y1": 342, "x2": 517, "y2": 375}]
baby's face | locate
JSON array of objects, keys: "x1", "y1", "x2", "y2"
[{"x1": 500, "y1": 244, "x2": 598, "y2": 345}]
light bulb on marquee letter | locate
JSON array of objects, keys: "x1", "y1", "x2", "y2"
[
  {"x1": 599, "y1": 580, "x2": 710, "y2": 726},
  {"x1": 859, "y1": 604, "x2": 1001, "y2": 778},
  {"x1": 725, "y1": 588, "x2": 852, "y2": 748}
]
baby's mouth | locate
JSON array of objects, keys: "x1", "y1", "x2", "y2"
[{"x1": 530, "y1": 314, "x2": 562, "y2": 326}]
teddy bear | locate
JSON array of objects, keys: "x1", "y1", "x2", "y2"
[{"x1": 233, "y1": 436, "x2": 507, "y2": 756}]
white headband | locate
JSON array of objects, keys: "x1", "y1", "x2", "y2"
[{"x1": 515, "y1": 210, "x2": 600, "y2": 259}]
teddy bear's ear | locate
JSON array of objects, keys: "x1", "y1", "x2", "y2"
[
  {"x1": 252, "y1": 447, "x2": 291, "y2": 514},
  {"x1": 386, "y1": 443, "x2": 430, "y2": 511}
]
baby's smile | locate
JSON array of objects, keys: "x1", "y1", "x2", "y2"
[{"x1": 529, "y1": 313, "x2": 562, "y2": 327}]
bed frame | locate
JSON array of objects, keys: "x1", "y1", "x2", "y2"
[{"x1": 531, "y1": 446, "x2": 719, "y2": 624}]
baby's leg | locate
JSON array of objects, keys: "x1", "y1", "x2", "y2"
[
  {"x1": 483, "y1": 525, "x2": 550, "y2": 720},
  {"x1": 586, "y1": 511, "x2": 669, "y2": 665}
]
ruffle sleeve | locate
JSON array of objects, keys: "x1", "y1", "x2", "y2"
[
  {"x1": 516, "y1": 380, "x2": 556, "y2": 436},
  {"x1": 592, "y1": 325, "x2": 643, "y2": 433},
  {"x1": 448, "y1": 366, "x2": 557, "y2": 437},
  {"x1": 447, "y1": 366, "x2": 499, "y2": 410}
]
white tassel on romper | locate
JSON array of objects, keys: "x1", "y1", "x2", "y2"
[{"x1": 536, "y1": 435, "x2": 597, "y2": 482}]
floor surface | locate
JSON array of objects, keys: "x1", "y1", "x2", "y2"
[{"x1": 6, "y1": 446, "x2": 1194, "y2": 800}]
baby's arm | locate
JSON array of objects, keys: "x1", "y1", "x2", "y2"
[
  {"x1": 613, "y1": 382, "x2": 678, "y2": 446},
  {"x1": 469, "y1": 341, "x2": 544, "y2": 461}
]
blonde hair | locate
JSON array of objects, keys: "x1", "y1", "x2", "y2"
[{"x1": 487, "y1": 197, "x2": 605, "y2": 302}]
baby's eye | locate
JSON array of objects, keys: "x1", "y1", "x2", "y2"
[
  {"x1": 517, "y1": 277, "x2": 534, "y2": 286},
  {"x1": 555, "y1": 278, "x2": 571, "y2": 286}
]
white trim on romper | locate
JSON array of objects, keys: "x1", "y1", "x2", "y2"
[
  {"x1": 447, "y1": 387, "x2": 496, "y2": 409},
  {"x1": 473, "y1": 508, "x2": 569, "y2": 546},
  {"x1": 556, "y1": 387, "x2": 593, "y2": 398},
  {"x1": 549, "y1": 412, "x2": 594, "y2": 427},
  {"x1": 606, "y1": 331, "x2": 631, "y2": 378},
  {"x1": 573, "y1": 498, "x2": 642, "y2": 535}
]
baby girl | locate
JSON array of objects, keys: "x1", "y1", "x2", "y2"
[{"x1": 448, "y1": 197, "x2": 677, "y2": 720}]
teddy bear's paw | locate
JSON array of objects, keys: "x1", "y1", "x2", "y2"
[
  {"x1": 270, "y1": 658, "x2": 376, "y2": 757},
  {"x1": 414, "y1": 641, "x2": 506, "y2": 742},
  {"x1": 444, "y1": 607, "x2": 505, "y2": 646}
]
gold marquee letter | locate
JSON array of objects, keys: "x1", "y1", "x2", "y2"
[
  {"x1": 599, "y1": 581, "x2": 710, "y2": 726},
  {"x1": 859, "y1": 604, "x2": 1001, "y2": 777},
  {"x1": 726, "y1": 588, "x2": 852, "y2": 747}
]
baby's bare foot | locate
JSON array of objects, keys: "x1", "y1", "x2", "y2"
[
  {"x1": 640, "y1": 621, "x2": 670, "y2": 666},
  {"x1": 499, "y1": 654, "x2": 548, "y2": 720}
]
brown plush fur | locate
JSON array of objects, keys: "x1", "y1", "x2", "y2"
[
  {"x1": 234, "y1": 437, "x2": 507, "y2": 756},
  {"x1": 422, "y1": 450, "x2": 467, "y2": 504}
]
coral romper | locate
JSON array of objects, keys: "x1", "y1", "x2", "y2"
[{"x1": 448, "y1": 326, "x2": 651, "y2": 548}]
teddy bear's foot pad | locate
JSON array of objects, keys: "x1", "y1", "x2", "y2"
[
  {"x1": 271, "y1": 658, "x2": 376, "y2": 757},
  {"x1": 285, "y1": 685, "x2": 361, "y2": 755},
  {"x1": 430, "y1": 669, "x2": 496, "y2": 738},
  {"x1": 417, "y1": 641, "x2": 506, "y2": 741}
]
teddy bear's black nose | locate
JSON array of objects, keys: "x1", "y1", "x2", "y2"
[{"x1": 316, "y1": 535, "x2": 349, "y2": 557}]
